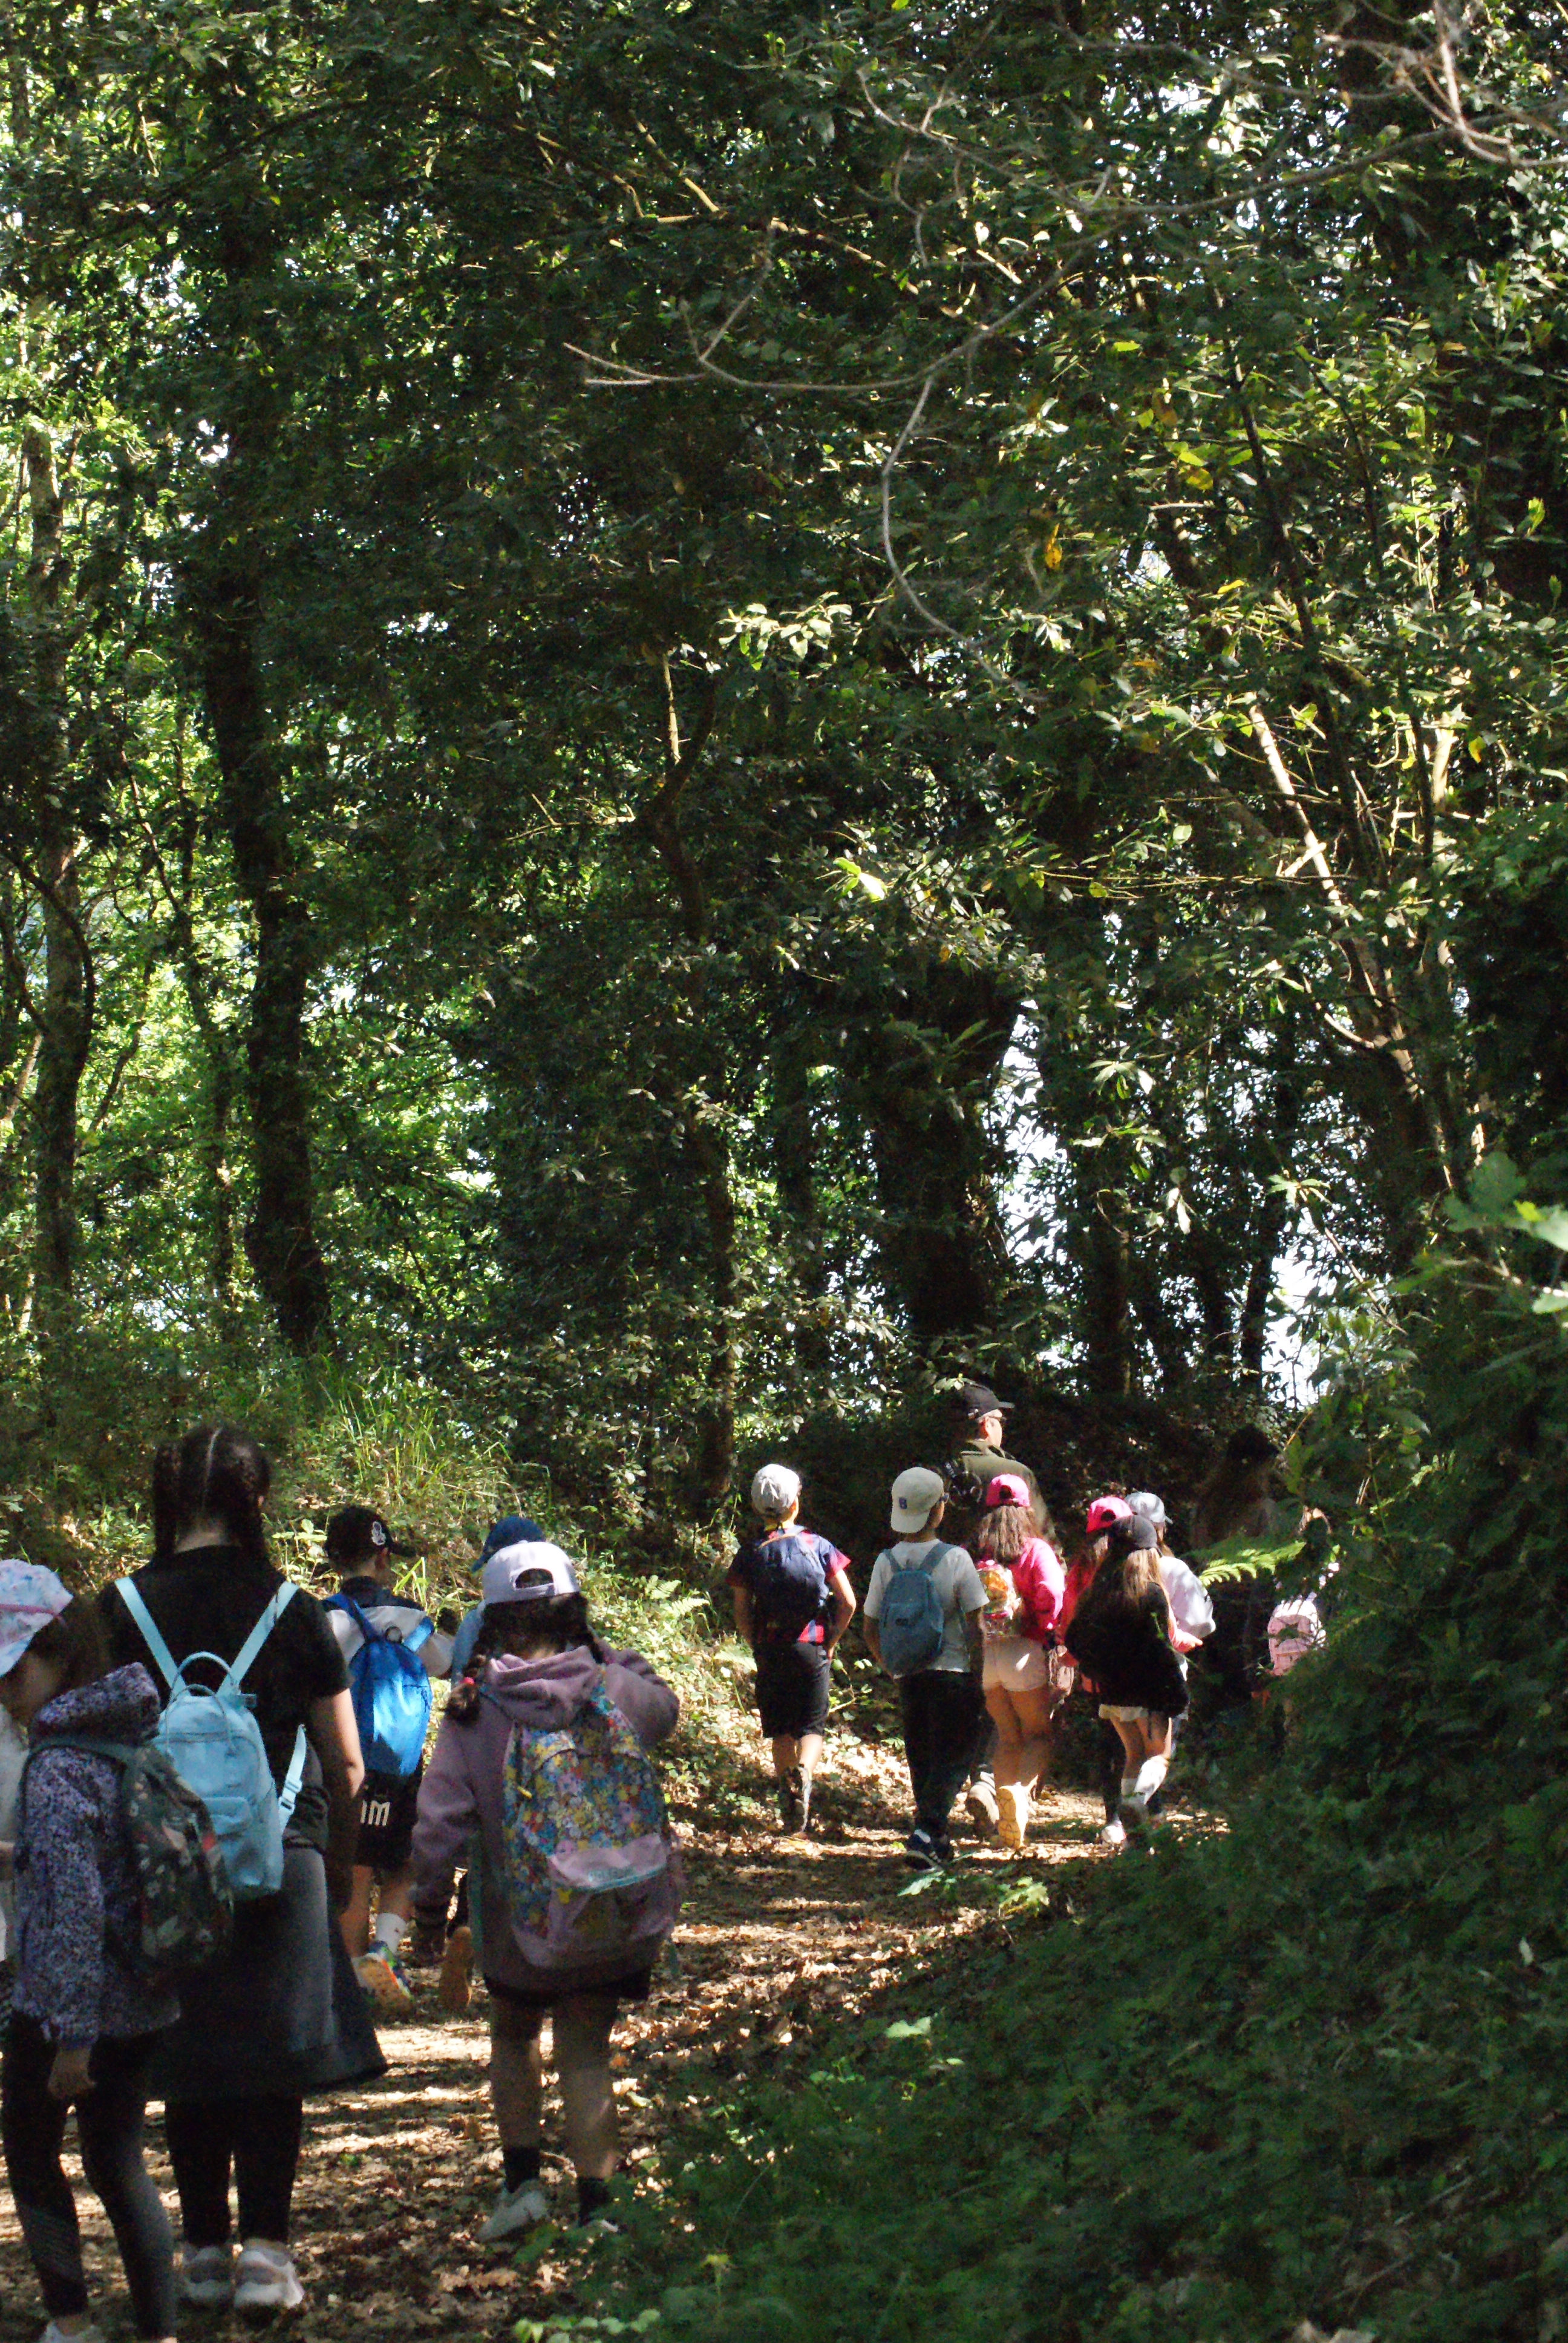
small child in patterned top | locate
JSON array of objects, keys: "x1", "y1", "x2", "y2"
[{"x1": 0, "y1": 1562, "x2": 178, "y2": 2343}]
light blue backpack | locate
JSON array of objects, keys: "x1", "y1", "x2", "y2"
[
  {"x1": 875, "y1": 1544, "x2": 954, "y2": 1678},
  {"x1": 116, "y1": 1578, "x2": 307, "y2": 1902}
]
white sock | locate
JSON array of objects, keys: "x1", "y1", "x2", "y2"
[
  {"x1": 1133, "y1": 1756, "x2": 1169, "y2": 1803},
  {"x1": 373, "y1": 1912, "x2": 408, "y2": 1958}
]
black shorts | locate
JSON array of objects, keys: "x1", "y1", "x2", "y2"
[
  {"x1": 754, "y1": 1640, "x2": 832, "y2": 1740},
  {"x1": 356, "y1": 1765, "x2": 422, "y2": 1871}
]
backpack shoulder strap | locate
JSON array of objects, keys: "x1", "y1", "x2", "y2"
[
  {"x1": 116, "y1": 1578, "x2": 180, "y2": 1690},
  {"x1": 276, "y1": 1727, "x2": 308, "y2": 1823},
  {"x1": 228, "y1": 1582, "x2": 300, "y2": 1691},
  {"x1": 325, "y1": 1592, "x2": 378, "y2": 1645},
  {"x1": 403, "y1": 1614, "x2": 434, "y2": 1654},
  {"x1": 23, "y1": 1734, "x2": 136, "y2": 1782}
]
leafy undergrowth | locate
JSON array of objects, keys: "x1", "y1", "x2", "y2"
[
  {"x1": 560, "y1": 1190, "x2": 1568, "y2": 2343},
  {"x1": 562, "y1": 1768, "x2": 1568, "y2": 2343}
]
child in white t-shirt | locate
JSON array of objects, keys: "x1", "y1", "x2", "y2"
[{"x1": 863, "y1": 1468, "x2": 987, "y2": 1872}]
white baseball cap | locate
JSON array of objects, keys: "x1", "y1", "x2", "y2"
[
  {"x1": 1127, "y1": 1490, "x2": 1168, "y2": 1530},
  {"x1": 751, "y1": 1464, "x2": 802, "y2": 1518},
  {"x1": 0, "y1": 1559, "x2": 73, "y2": 1678},
  {"x1": 890, "y1": 1466, "x2": 946, "y2": 1534},
  {"x1": 480, "y1": 1539, "x2": 580, "y2": 1607}
]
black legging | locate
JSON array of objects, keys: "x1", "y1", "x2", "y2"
[
  {"x1": 164, "y1": 2094, "x2": 304, "y2": 2247},
  {"x1": 2, "y1": 2014, "x2": 176, "y2": 2340}
]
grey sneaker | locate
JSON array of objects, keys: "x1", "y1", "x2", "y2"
[
  {"x1": 179, "y1": 2243, "x2": 235, "y2": 2307},
  {"x1": 964, "y1": 1776, "x2": 999, "y2": 1838},
  {"x1": 479, "y1": 2181, "x2": 550, "y2": 2243},
  {"x1": 777, "y1": 1767, "x2": 805, "y2": 1832},
  {"x1": 234, "y1": 2243, "x2": 304, "y2": 2316}
]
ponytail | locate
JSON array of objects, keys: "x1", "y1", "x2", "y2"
[
  {"x1": 151, "y1": 1423, "x2": 272, "y2": 1570},
  {"x1": 446, "y1": 1594, "x2": 600, "y2": 1727}
]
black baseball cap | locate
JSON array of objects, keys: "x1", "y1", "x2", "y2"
[
  {"x1": 324, "y1": 1506, "x2": 415, "y2": 1563},
  {"x1": 951, "y1": 1380, "x2": 1013, "y2": 1420}
]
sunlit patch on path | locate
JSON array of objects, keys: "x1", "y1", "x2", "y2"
[{"x1": 0, "y1": 1737, "x2": 1106, "y2": 2339}]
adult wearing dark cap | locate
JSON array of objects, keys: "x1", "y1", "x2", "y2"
[
  {"x1": 944, "y1": 1384, "x2": 1043, "y2": 1527},
  {"x1": 942, "y1": 1383, "x2": 1042, "y2": 1835},
  {"x1": 323, "y1": 1507, "x2": 455, "y2": 2011}
]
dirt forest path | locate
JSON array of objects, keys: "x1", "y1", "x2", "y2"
[{"x1": 0, "y1": 1735, "x2": 1105, "y2": 2343}]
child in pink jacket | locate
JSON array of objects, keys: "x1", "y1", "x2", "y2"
[{"x1": 410, "y1": 1541, "x2": 679, "y2": 2241}]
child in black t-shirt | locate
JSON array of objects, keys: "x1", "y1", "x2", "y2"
[
  {"x1": 323, "y1": 1508, "x2": 454, "y2": 2013},
  {"x1": 727, "y1": 1466, "x2": 855, "y2": 1833}
]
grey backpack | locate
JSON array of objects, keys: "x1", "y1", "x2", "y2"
[{"x1": 876, "y1": 1545, "x2": 952, "y2": 1677}]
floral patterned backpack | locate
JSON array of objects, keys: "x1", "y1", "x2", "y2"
[{"x1": 499, "y1": 1680, "x2": 679, "y2": 1970}]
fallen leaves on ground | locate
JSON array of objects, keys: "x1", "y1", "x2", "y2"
[{"x1": 0, "y1": 1732, "x2": 1108, "y2": 2341}]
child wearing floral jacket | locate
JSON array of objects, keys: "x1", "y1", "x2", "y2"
[
  {"x1": 411, "y1": 1539, "x2": 679, "y2": 2244},
  {"x1": 0, "y1": 1562, "x2": 178, "y2": 2343}
]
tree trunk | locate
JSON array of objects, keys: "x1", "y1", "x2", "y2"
[
  {"x1": 639, "y1": 658, "x2": 734, "y2": 1507},
  {"x1": 772, "y1": 1043, "x2": 832, "y2": 1388},
  {"x1": 855, "y1": 966, "x2": 1018, "y2": 1349},
  {"x1": 19, "y1": 422, "x2": 93, "y2": 1350},
  {"x1": 198, "y1": 586, "x2": 334, "y2": 1351}
]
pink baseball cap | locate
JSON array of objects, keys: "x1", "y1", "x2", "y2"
[
  {"x1": 1085, "y1": 1495, "x2": 1132, "y2": 1536},
  {"x1": 0, "y1": 1560, "x2": 73, "y2": 1677},
  {"x1": 984, "y1": 1474, "x2": 1033, "y2": 1510}
]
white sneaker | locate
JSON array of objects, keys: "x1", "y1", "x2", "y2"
[
  {"x1": 234, "y1": 2243, "x2": 304, "y2": 2315},
  {"x1": 42, "y1": 2324, "x2": 106, "y2": 2343},
  {"x1": 1099, "y1": 1817, "x2": 1128, "y2": 1848},
  {"x1": 479, "y1": 2180, "x2": 550, "y2": 2242}
]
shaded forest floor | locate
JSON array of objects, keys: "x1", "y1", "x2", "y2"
[{"x1": 0, "y1": 1727, "x2": 1110, "y2": 2341}]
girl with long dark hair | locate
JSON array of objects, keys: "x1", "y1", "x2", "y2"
[{"x1": 100, "y1": 1424, "x2": 384, "y2": 2317}]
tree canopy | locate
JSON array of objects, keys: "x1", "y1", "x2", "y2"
[{"x1": 2, "y1": 0, "x2": 1566, "y2": 1516}]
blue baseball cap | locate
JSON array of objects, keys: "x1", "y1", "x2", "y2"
[{"x1": 474, "y1": 1515, "x2": 543, "y2": 1576}]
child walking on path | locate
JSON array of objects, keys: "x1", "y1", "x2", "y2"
[
  {"x1": 324, "y1": 1506, "x2": 455, "y2": 2013},
  {"x1": 863, "y1": 1467, "x2": 987, "y2": 1872},
  {"x1": 411, "y1": 1538, "x2": 681, "y2": 2241},
  {"x1": 101, "y1": 1423, "x2": 384, "y2": 2318},
  {"x1": 727, "y1": 1465, "x2": 855, "y2": 1833},
  {"x1": 973, "y1": 1475, "x2": 1067, "y2": 1850},
  {"x1": 1065, "y1": 1515, "x2": 1189, "y2": 1832},
  {"x1": 0, "y1": 1565, "x2": 178, "y2": 2343}
]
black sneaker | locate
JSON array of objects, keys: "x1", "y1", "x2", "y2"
[{"x1": 904, "y1": 1828, "x2": 941, "y2": 1872}]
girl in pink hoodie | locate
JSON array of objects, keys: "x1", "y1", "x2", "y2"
[{"x1": 411, "y1": 1540, "x2": 679, "y2": 2241}]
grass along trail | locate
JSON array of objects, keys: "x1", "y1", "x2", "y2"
[{"x1": 0, "y1": 1731, "x2": 1106, "y2": 2341}]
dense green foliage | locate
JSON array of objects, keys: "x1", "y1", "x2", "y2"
[
  {"x1": 4, "y1": 4, "x2": 1567, "y2": 1527},
  {"x1": 560, "y1": 1178, "x2": 1568, "y2": 2339}
]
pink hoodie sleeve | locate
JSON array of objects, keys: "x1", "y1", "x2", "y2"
[
  {"x1": 601, "y1": 1648, "x2": 681, "y2": 1750},
  {"x1": 1014, "y1": 1541, "x2": 1066, "y2": 1643},
  {"x1": 410, "y1": 1716, "x2": 483, "y2": 1920}
]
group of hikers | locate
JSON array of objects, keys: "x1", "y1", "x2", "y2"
[
  {"x1": 727, "y1": 1378, "x2": 1279, "y2": 1869},
  {"x1": 0, "y1": 1389, "x2": 1307, "y2": 2343}
]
